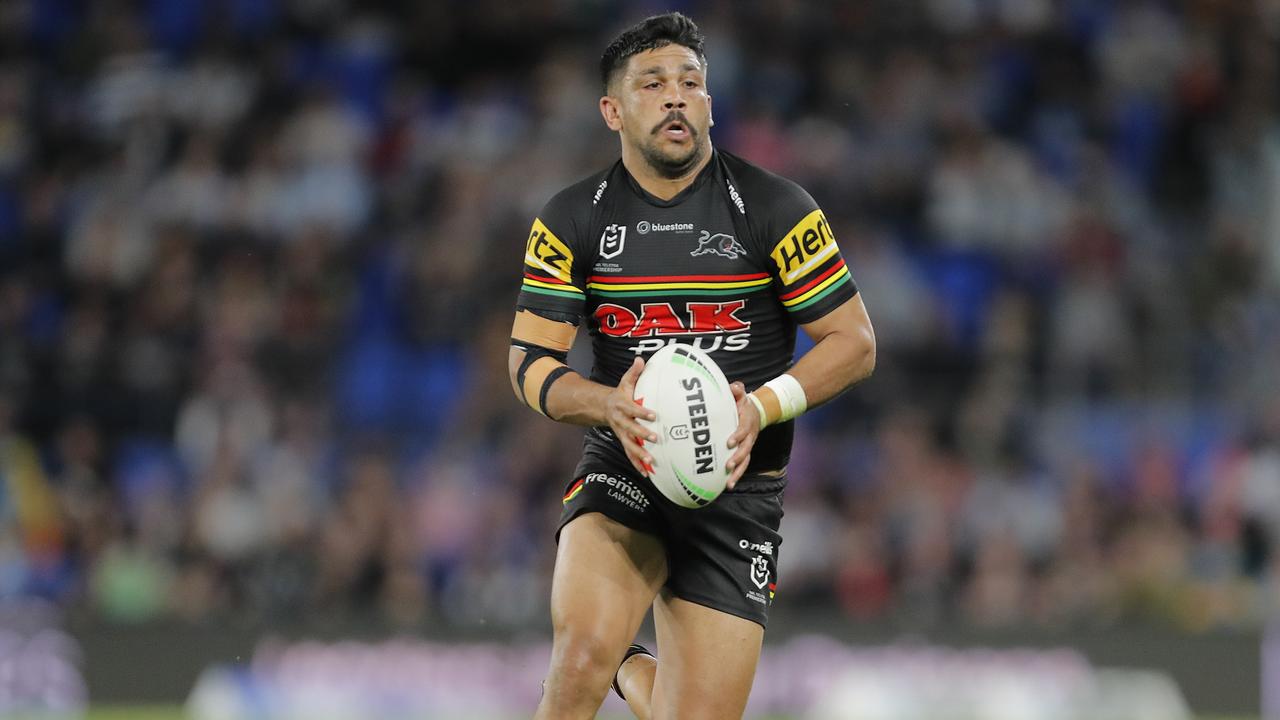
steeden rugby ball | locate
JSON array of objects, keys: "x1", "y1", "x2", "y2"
[{"x1": 633, "y1": 344, "x2": 738, "y2": 508}]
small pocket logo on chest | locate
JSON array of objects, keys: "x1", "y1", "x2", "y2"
[{"x1": 600, "y1": 224, "x2": 626, "y2": 259}]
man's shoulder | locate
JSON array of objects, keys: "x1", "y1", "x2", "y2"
[
  {"x1": 717, "y1": 150, "x2": 817, "y2": 221},
  {"x1": 539, "y1": 163, "x2": 620, "y2": 223}
]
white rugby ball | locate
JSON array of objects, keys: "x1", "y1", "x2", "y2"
[{"x1": 633, "y1": 343, "x2": 738, "y2": 508}]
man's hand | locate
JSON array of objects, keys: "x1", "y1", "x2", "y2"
[
  {"x1": 608, "y1": 357, "x2": 657, "y2": 477},
  {"x1": 724, "y1": 382, "x2": 760, "y2": 490}
]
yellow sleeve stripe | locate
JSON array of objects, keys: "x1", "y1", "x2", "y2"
[
  {"x1": 524, "y1": 253, "x2": 570, "y2": 282},
  {"x1": 524, "y1": 218, "x2": 574, "y2": 284},
  {"x1": 781, "y1": 265, "x2": 850, "y2": 307},
  {"x1": 522, "y1": 277, "x2": 585, "y2": 294},
  {"x1": 780, "y1": 240, "x2": 838, "y2": 284},
  {"x1": 770, "y1": 209, "x2": 841, "y2": 285}
]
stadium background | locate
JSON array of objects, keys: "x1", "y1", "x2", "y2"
[{"x1": 0, "y1": 0, "x2": 1276, "y2": 717}]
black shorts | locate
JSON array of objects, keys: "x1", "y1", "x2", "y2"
[{"x1": 557, "y1": 459, "x2": 784, "y2": 627}]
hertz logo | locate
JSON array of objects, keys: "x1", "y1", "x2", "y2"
[
  {"x1": 525, "y1": 218, "x2": 574, "y2": 282},
  {"x1": 770, "y1": 209, "x2": 838, "y2": 285}
]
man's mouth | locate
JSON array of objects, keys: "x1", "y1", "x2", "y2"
[{"x1": 654, "y1": 116, "x2": 694, "y2": 141}]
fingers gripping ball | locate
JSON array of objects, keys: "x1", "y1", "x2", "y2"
[{"x1": 633, "y1": 344, "x2": 737, "y2": 508}]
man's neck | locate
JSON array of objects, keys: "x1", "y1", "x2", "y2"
[{"x1": 621, "y1": 143, "x2": 714, "y2": 201}]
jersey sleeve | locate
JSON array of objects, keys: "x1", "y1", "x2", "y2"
[
  {"x1": 515, "y1": 189, "x2": 589, "y2": 321},
  {"x1": 760, "y1": 181, "x2": 858, "y2": 325}
]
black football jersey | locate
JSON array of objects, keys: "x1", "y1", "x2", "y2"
[{"x1": 515, "y1": 150, "x2": 858, "y2": 482}]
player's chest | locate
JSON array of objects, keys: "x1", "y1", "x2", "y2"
[
  {"x1": 583, "y1": 195, "x2": 775, "y2": 342},
  {"x1": 588, "y1": 195, "x2": 757, "y2": 282}
]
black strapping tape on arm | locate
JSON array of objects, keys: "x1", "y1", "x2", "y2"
[
  {"x1": 516, "y1": 306, "x2": 581, "y2": 326},
  {"x1": 513, "y1": 342, "x2": 568, "y2": 392},
  {"x1": 539, "y1": 366, "x2": 573, "y2": 418},
  {"x1": 515, "y1": 350, "x2": 539, "y2": 391}
]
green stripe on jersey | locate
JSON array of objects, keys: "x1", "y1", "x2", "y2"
[
  {"x1": 522, "y1": 284, "x2": 585, "y2": 300},
  {"x1": 787, "y1": 275, "x2": 852, "y2": 313}
]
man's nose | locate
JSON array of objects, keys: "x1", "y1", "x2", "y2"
[{"x1": 663, "y1": 94, "x2": 687, "y2": 111}]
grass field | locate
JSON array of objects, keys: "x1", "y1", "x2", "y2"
[{"x1": 83, "y1": 710, "x2": 1261, "y2": 720}]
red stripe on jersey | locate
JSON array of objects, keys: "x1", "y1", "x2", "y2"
[
  {"x1": 563, "y1": 478, "x2": 585, "y2": 501},
  {"x1": 778, "y1": 259, "x2": 846, "y2": 300},
  {"x1": 525, "y1": 272, "x2": 569, "y2": 285},
  {"x1": 587, "y1": 272, "x2": 770, "y2": 284}
]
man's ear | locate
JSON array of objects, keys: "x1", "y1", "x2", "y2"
[
  {"x1": 600, "y1": 95, "x2": 624, "y2": 132},
  {"x1": 708, "y1": 93, "x2": 714, "y2": 127}
]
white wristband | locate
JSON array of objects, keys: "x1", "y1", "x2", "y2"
[
  {"x1": 746, "y1": 392, "x2": 768, "y2": 431},
  {"x1": 763, "y1": 373, "x2": 807, "y2": 423}
]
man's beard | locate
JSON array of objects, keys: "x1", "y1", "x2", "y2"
[{"x1": 638, "y1": 112, "x2": 708, "y2": 180}]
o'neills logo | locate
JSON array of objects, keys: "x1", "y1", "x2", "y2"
[
  {"x1": 637, "y1": 221, "x2": 694, "y2": 234},
  {"x1": 584, "y1": 472, "x2": 650, "y2": 511},
  {"x1": 680, "y1": 377, "x2": 715, "y2": 474}
]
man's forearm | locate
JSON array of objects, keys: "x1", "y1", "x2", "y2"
[
  {"x1": 749, "y1": 328, "x2": 875, "y2": 427},
  {"x1": 510, "y1": 344, "x2": 624, "y2": 426},
  {"x1": 747, "y1": 294, "x2": 877, "y2": 428},
  {"x1": 785, "y1": 330, "x2": 875, "y2": 409},
  {"x1": 543, "y1": 372, "x2": 615, "y2": 426}
]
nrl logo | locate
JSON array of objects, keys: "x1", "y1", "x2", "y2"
[
  {"x1": 691, "y1": 231, "x2": 747, "y2": 259},
  {"x1": 600, "y1": 223, "x2": 626, "y2": 259},
  {"x1": 750, "y1": 555, "x2": 769, "y2": 589}
]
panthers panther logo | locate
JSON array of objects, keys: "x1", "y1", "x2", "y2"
[{"x1": 691, "y1": 231, "x2": 747, "y2": 260}]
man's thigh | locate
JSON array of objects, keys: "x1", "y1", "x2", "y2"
[
  {"x1": 549, "y1": 511, "x2": 667, "y2": 646},
  {"x1": 538, "y1": 513, "x2": 667, "y2": 718},
  {"x1": 552, "y1": 465, "x2": 669, "y2": 638},
  {"x1": 650, "y1": 591, "x2": 764, "y2": 720}
]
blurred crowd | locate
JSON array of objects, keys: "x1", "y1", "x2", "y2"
[{"x1": 0, "y1": 0, "x2": 1278, "y2": 634}]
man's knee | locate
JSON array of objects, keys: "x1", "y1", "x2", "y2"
[{"x1": 547, "y1": 632, "x2": 619, "y2": 689}]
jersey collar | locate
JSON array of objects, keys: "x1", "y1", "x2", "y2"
[{"x1": 621, "y1": 149, "x2": 720, "y2": 208}]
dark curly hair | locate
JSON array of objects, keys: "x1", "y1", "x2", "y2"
[{"x1": 600, "y1": 12, "x2": 707, "y2": 94}]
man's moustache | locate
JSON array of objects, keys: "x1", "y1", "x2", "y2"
[{"x1": 652, "y1": 112, "x2": 696, "y2": 136}]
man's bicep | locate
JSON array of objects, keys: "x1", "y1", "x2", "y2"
[{"x1": 798, "y1": 292, "x2": 873, "y2": 346}]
